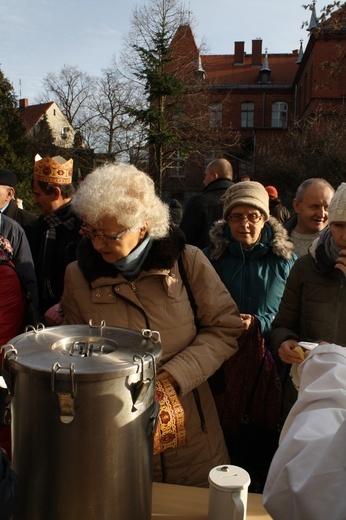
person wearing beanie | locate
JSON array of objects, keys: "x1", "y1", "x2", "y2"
[
  {"x1": 0, "y1": 168, "x2": 37, "y2": 231},
  {"x1": 168, "y1": 198, "x2": 183, "y2": 226},
  {"x1": 271, "y1": 182, "x2": 346, "y2": 418},
  {"x1": 265, "y1": 185, "x2": 291, "y2": 224},
  {"x1": 204, "y1": 180, "x2": 297, "y2": 492}
]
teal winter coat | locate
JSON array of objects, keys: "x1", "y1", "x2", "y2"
[{"x1": 204, "y1": 217, "x2": 297, "y2": 341}]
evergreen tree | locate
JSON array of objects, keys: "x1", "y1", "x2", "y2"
[
  {"x1": 27, "y1": 113, "x2": 55, "y2": 158},
  {"x1": 123, "y1": 0, "x2": 189, "y2": 195},
  {"x1": 0, "y1": 68, "x2": 30, "y2": 178}
]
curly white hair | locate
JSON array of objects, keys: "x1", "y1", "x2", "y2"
[{"x1": 73, "y1": 162, "x2": 170, "y2": 239}]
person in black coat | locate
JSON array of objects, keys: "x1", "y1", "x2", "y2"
[
  {"x1": 0, "y1": 169, "x2": 37, "y2": 232},
  {"x1": 265, "y1": 185, "x2": 291, "y2": 224},
  {"x1": 180, "y1": 158, "x2": 234, "y2": 249}
]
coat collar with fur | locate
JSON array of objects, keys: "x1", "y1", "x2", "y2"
[
  {"x1": 208, "y1": 217, "x2": 295, "y2": 261},
  {"x1": 77, "y1": 225, "x2": 186, "y2": 284}
]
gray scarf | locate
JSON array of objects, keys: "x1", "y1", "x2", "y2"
[
  {"x1": 113, "y1": 236, "x2": 153, "y2": 280},
  {"x1": 318, "y1": 227, "x2": 340, "y2": 264}
]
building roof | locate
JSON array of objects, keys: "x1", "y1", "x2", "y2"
[
  {"x1": 19, "y1": 101, "x2": 55, "y2": 131},
  {"x1": 201, "y1": 52, "x2": 299, "y2": 87},
  {"x1": 170, "y1": 25, "x2": 299, "y2": 88}
]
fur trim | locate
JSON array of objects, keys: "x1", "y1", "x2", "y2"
[
  {"x1": 209, "y1": 217, "x2": 294, "y2": 261},
  {"x1": 77, "y1": 225, "x2": 186, "y2": 284}
]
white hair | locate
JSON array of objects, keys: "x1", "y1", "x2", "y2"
[{"x1": 73, "y1": 162, "x2": 170, "y2": 239}]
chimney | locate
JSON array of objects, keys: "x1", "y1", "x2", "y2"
[
  {"x1": 234, "y1": 41, "x2": 245, "y2": 65},
  {"x1": 19, "y1": 98, "x2": 29, "y2": 109},
  {"x1": 252, "y1": 39, "x2": 262, "y2": 66}
]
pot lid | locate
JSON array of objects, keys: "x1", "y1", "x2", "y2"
[
  {"x1": 208, "y1": 465, "x2": 251, "y2": 491},
  {"x1": 2, "y1": 323, "x2": 162, "y2": 380}
]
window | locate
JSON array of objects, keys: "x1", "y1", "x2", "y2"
[
  {"x1": 241, "y1": 103, "x2": 254, "y2": 128},
  {"x1": 271, "y1": 102, "x2": 288, "y2": 128},
  {"x1": 61, "y1": 126, "x2": 69, "y2": 139},
  {"x1": 166, "y1": 151, "x2": 186, "y2": 179},
  {"x1": 209, "y1": 103, "x2": 222, "y2": 128}
]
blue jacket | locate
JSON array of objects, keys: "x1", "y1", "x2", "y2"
[{"x1": 204, "y1": 217, "x2": 297, "y2": 341}]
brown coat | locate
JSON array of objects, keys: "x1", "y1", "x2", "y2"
[{"x1": 61, "y1": 229, "x2": 243, "y2": 486}]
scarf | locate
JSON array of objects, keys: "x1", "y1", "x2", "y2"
[
  {"x1": 314, "y1": 227, "x2": 341, "y2": 274},
  {"x1": 0, "y1": 235, "x2": 13, "y2": 262},
  {"x1": 39, "y1": 209, "x2": 77, "y2": 298},
  {"x1": 113, "y1": 236, "x2": 153, "y2": 280}
]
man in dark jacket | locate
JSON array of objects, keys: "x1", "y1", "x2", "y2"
[
  {"x1": 27, "y1": 156, "x2": 82, "y2": 313},
  {"x1": 180, "y1": 158, "x2": 234, "y2": 249},
  {"x1": 0, "y1": 169, "x2": 37, "y2": 231}
]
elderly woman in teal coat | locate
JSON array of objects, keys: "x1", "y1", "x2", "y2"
[
  {"x1": 204, "y1": 182, "x2": 296, "y2": 343},
  {"x1": 204, "y1": 181, "x2": 296, "y2": 492}
]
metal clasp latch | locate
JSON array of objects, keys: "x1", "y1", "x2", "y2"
[
  {"x1": 51, "y1": 362, "x2": 76, "y2": 424},
  {"x1": 141, "y1": 329, "x2": 161, "y2": 344},
  {"x1": 132, "y1": 353, "x2": 156, "y2": 411}
]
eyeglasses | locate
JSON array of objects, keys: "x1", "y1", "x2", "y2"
[
  {"x1": 80, "y1": 224, "x2": 131, "y2": 242},
  {"x1": 227, "y1": 213, "x2": 263, "y2": 223}
]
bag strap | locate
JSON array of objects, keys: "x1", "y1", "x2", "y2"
[
  {"x1": 111, "y1": 286, "x2": 150, "y2": 329},
  {"x1": 177, "y1": 253, "x2": 200, "y2": 331}
]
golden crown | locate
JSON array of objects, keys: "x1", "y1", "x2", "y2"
[{"x1": 33, "y1": 155, "x2": 73, "y2": 185}]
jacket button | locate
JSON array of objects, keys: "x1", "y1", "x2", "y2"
[
  {"x1": 114, "y1": 286, "x2": 120, "y2": 292},
  {"x1": 96, "y1": 293, "x2": 101, "y2": 298},
  {"x1": 108, "y1": 294, "x2": 113, "y2": 299}
]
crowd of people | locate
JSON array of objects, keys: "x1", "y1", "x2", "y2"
[{"x1": 0, "y1": 154, "x2": 345, "y2": 516}]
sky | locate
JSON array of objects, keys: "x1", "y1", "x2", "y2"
[{"x1": 0, "y1": 0, "x2": 316, "y2": 104}]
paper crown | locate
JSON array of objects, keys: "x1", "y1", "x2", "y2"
[{"x1": 33, "y1": 155, "x2": 73, "y2": 185}]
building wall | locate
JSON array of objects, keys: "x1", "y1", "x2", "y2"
[{"x1": 44, "y1": 103, "x2": 75, "y2": 148}]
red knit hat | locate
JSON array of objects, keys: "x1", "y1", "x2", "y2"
[{"x1": 265, "y1": 186, "x2": 278, "y2": 199}]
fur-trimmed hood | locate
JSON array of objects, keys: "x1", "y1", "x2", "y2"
[
  {"x1": 77, "y1": 224, "x2": 186, "y2": 284},
  {"x1": 208, "y1": 217, "x2": 295, "y2": 261}
]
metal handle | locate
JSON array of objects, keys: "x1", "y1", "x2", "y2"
[
  {"x1": 132, "y1": 353, "x2": 156, "y2": 410},
  {"x1": 51, "y1": 362, "x2": 76, "y2": 424}
]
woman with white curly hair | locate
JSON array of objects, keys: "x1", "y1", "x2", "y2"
[{"x1": 61, "y1": 162, "x2": 243, "y2": 487}]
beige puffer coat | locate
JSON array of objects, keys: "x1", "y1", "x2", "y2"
[{"x1": 61, "y1": 228, "x2": 243, "y2": 487}]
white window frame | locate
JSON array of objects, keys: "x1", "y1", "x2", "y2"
[
  {"x1": 166, "y1": 151, "x2": 186, "y2": 179},
  {"x1": 209, "y1": 102, "x2": 222, "y2": 128},
  {"x1": 271, "y1": 102, "x2": 288, "y2": 128},
  {"x1": 241, "y1": 102, "x2": 254, "y2": 128}
]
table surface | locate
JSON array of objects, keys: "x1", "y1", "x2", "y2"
[{"x1": 152, "y1": 482, "x2": 272, "y2": 519}]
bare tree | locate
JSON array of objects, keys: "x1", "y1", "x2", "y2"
[
  {"x1": 40, "y1": 65, "x2": 96, "y2": 134},
  {"x1": 89, "y1": 62, "x2": 143, "y2": 156},
  {"x1": 256, "y1": 104, "x2": 346, "y2": 190}
]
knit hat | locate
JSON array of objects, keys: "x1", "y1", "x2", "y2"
[
  {"x1": 328, "y1": 182, "x2": 346, "y2": 224},
  {"x1": 222, "y1": 181, "x2": 270, "y2": 220},
  {"x1": 168, "y1": 199, "x2": 183, "y2": 225},
  {"x1": 0, "y1": 169, "x2": 17, "y2": 188},
  {"x1": 265, "y1": 185, "x2": 278, "y2": 199}
]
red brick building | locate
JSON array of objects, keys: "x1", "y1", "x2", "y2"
[{"x1": 163, "y1": 3, "x2": 346, "y2": 203}]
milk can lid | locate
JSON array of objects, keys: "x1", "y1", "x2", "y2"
[
  {"x1": 208, "y1": 465, "x2": 251, "y2": 491},
  {"x1": 2, "y1": 323, "x2": 162, "y2": 380}
]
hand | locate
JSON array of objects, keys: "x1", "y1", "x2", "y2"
[
  {"x1": 335, "y1": 249, "x2": 346, "y2": 277},
  {"x1": 156, "y1": 370, "x2": 179, "y2": 390},
  {"x1": 278, "y1": 339, "x2": 304, "y2": 365},
  {"x1": 240, "y1": 313, "x2": 253, "y2": 331}
]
